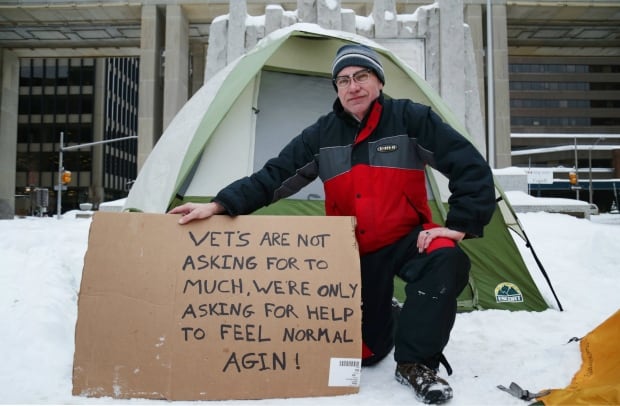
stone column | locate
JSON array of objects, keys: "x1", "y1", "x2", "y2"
[
  {"x1": 137, "y1": 5, "x2": 164, "y2": 170},
  {"x1": 0, "y1": 49, "x2": 19, "y2": 219},
  {"x1": 341, "y1": 9, "x2": 356, "y2": 33},
  {"x1": 204, "y1": 18, "x2": 227, "y2": 83},
  {"x1": 318, "y1": 0, "x2": 341, "y2": 30},
  {"x1": 163, "y1": 4, "x2": 189, "y2": 130},
  {"x1": 491, "y1": 2, "x2": 511, "y2": 168},
  {"x1": 265, "y1": 5, "x2": 283, "y2": 35},
  {"x1": 463, "y1": 24, "x2": 486, "y2": 153},
  {"x1": 373, "y1": 0, "x2": 398, "y2": 38},
  {"x1": 462, "y1": 5, "x2": 486, "y2": 153},
  {"x1": 465, "y1": 4, "x2": 486, "y2": 135},
  {"x1": 438, "y1": 0, "x2": 465, "y2": 127},
  {"x1": 297, "y1": 0, "x2": 317, "y2": 23},
  {"x1": 421, "y1": 6, "x2": 441, "y2": 95},
  {"x1": 246, "y1": 23, "x2": 265, "y2": 51},
  {"x1": 227, "y1": 0, "x2": 247, "y2": 63}
]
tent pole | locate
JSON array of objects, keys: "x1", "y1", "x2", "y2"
[
  {"x1": 503, "y1": 196, "x2": 564, "y2": 311},
  {"x1": 521, "y1": 227, "x2": 564, "y2": 311}
]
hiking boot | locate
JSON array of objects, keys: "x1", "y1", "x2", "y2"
[{"x1": 395, "y1": 362, "x2": 453, "y2": 404}]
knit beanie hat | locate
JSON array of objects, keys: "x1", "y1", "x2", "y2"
[{"x1": 331, "y1": 44, "x2": 385, "y2": 85}]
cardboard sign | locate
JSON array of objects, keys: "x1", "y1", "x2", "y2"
[{"x1": 72, "y1": 212, "x2": 362, "y2": 400}]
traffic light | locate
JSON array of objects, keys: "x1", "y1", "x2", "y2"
[
  {"x1": 568, "y1": 171, "x2": 578, "y2": 185},
  {"x1": 61, "y1": 170, "x2": 72, "y2": 185}
]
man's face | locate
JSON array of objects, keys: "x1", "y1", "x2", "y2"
[{"x1": 335, "y1": 66, "x2": 383, "y2": 121}]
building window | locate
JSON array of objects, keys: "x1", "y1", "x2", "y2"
[
  {"x1": 509, "y1": 56, "x2": 620, "y2": 209},
  {"x1": 17, "y1": 58, "x2": 96, "y2": 213},
  {"x1": 103, "y1": 57, "x2": 139, "y2": 201},
  {"x1": 509, "y1": 57, "x2": 620, "y2": 133},
  {"x1": 16, "y1": 57, "x2": 138, "y2": 214}
]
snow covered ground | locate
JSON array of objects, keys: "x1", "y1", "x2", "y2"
[{"x1": 1, "y1": 209, "x2": 618, "y2": 405}]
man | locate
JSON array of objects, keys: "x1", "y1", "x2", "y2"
[{"x1": 169, "y1": 44, "x2": 495, "y2": 404}]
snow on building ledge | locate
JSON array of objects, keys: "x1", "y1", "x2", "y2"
[{"x1": 494, "y1": 168, "x2": 597, "y2": 219}]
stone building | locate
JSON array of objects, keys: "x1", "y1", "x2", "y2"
[{"x1": 1, "y1": 0, "x2": 619, "y2": 217}]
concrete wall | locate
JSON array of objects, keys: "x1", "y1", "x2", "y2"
[
  {"x1": 0, "y1": 0, "x2": 501, "y2": 218},
  {"x1": 490, "y1": 3, "x2": 511, "y2": 169},
  {"x1": 204, "y1": 0, "x2": 488, "y2": 157},
  {"x1": 163, "y1": 5, "x2": 189, "y2": 131},
  {"x1": 137, "y1": 5, "x2": 165, "y2": 169},
  {"x1": 0, "y1": 50, "x2": 19, "y2": 219}
]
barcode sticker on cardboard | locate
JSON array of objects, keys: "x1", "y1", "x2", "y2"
[{"x1": 328, "y1": 358, "x2": 361, "y2": 387}]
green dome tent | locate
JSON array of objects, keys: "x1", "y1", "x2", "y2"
[{"x1": 124, "y1": 23, "x2": 561, "y2": 312}]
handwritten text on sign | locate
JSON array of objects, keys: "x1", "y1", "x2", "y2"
[{"x1": 175, "y1": 223, "x2": 361, "y2": 375}]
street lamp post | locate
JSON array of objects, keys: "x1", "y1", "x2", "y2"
[
  {"x1": 56, "y1": 133, "x2": 138, "y2": 219},
  {"x1": 573, "y1": 137, "x2": 580, "y2": 199},
  {"x1": 56, "y1": 131, "x2": 65, "y2": 219},
  {"x1": 588, "y1": 137, "x2": 604, "y2": 205}
]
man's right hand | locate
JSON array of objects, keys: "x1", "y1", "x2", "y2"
[{"x1": 167, "y1": 201, "x2": 225, "y2": 224}]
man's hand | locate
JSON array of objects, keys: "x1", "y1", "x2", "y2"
[
  {"x1": 167, "y1": 202, "x2": 225, "y2": 224},
  {"x1": 417, "y1": 226, "x2": 465, "y2": 253}
]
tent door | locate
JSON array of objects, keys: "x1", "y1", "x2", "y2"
[{"x1": 253, "y1": 70, "x2": 334, "y2": 200}]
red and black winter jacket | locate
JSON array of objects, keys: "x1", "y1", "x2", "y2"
[{"x1": 213, "y1": 94, "x2": 496, "y2": 255}]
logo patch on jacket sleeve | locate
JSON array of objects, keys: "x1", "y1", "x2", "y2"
[
  {"x1": 494, "y1": 282, "x2": 524, "y2": 303},
  {"x1": 376, "y1": 144, "x2": 398, "y2": 153}
]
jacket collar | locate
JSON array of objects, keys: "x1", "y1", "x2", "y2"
[{"x1": 333, "y1": 92, "x2": 384, "y2": 126}]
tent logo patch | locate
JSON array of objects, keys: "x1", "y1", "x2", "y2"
[{"x1": 494, "y1": 282, "x2": 524, "y2": 303}]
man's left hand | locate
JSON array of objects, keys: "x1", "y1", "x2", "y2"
[{"x1": 417, "y1": 227, "x2": 465, "y2": 253}]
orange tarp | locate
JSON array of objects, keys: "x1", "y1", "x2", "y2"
[{"x1": 539, "y1": 310, "x2": 620, "y2": 405}]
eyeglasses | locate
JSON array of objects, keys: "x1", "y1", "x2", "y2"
[{"x1": 333, "y1": 68, "x2": 372, "y2": 89}]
